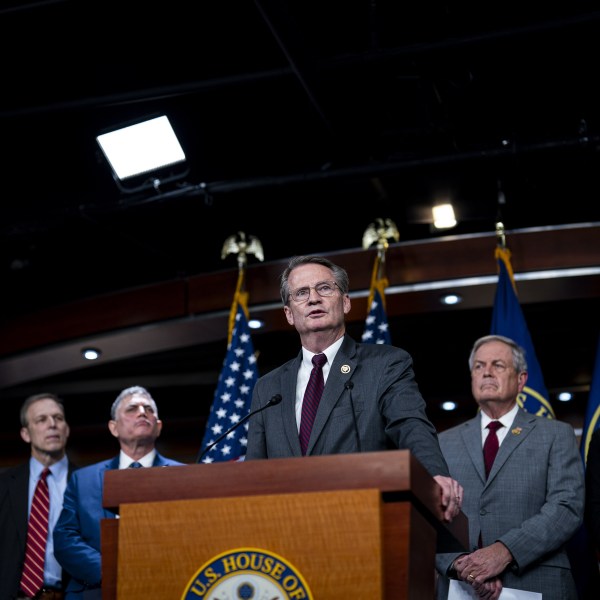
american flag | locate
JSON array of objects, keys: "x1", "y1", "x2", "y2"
[
  {"x1": 362, "y1": 284, "x2": 392, "y2": 345},
  {"x1": 199, "y1": 301, "x2": 259, "y2": 463}
]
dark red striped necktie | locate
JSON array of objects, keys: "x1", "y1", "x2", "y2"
[
  {"x1": 299, "y1": 353, "x2": 327, "y2": 455},
  {"x1": 20, "y1": 467, "x2": 50, "y2": 597}
]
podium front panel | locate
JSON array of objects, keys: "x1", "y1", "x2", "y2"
[{"x1": 117, "y1": 489, "x2": 383, "y2": 599}]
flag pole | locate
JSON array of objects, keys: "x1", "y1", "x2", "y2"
[
  {"x1": 361, "y1": 217, "x2": 399, "y2": 313},
  {"x1": 361, "y1": 218, "x2": 399, "y2": 345},
  {"x1": 198, "y1": 232, "x2": 264, "y2": 463},
  {"x1": 490, "y1": 222, "x2": 553, "y2": 418},
  {"x1": 221, "y1": 231, "x2": 264, "y2": 344}
]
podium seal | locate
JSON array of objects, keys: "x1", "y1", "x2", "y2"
[{"x1": 182, "y1": 547, "x2": 313, "y2": 599}]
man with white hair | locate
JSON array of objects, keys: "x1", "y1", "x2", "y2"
[{"x1": 53, "y1": 386, "x2": 183, "y2": 599}]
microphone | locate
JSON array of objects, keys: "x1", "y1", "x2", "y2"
[
  {"x1": 345, "y1": 381, "x2": 362, "y2": 453},
  {"x1": 196, "y1": 394, "x2": 282, "y2": 463}
]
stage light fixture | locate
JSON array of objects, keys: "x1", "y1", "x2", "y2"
[
  {"x1": 432, "y1": 203, "x2": 457, "y2": 229},
  {"x1": 96, "y1": 115, "x2": 188, "y2": 193}
]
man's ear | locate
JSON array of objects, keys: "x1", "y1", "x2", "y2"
[
  {"x1": 284, "y1": 305, "x2": 294, "y2": 326},
  {"x1": 20, "y1": 426, "x2": 31, "y2": 444},
  {"x1": 343, "y1": 294, "x2": 351, "y2": 314},
  {"x1": 517, "y1": 371, "x2": 528, "y2": 391},
  {"x1": 108, "y1": 420, "x2": 119, "y2": 439}
]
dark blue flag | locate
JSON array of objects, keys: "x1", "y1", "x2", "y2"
[
  {"x1": 491, "y1": 246, "x2": 554, "y2": 418},
  {"x1": 581, "y1": 333, "x2": 600, "y2": 464},
  {"x1": 568, "y1": 332, "x2": 600, "y2": 600}
]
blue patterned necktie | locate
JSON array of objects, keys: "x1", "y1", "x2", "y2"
[
  {"x1": 129, "y1": 461, "x2": 143, "y2": 468},
  {"x1": 299, "y1": 353, "x2": 327, "y2": 455}
]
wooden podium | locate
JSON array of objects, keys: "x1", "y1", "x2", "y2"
[{"x1": 101, "y1": 450, "x2": 467, "y2": 599}]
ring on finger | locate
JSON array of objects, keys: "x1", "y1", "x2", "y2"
[{"x1": 468, "y1": 573, "x2": 474, "y2": 581}]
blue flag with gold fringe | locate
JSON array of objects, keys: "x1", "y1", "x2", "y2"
[
  {"x1": 568, "y1": 332, "x2": 600, "y2": 599},
  {"x1": 491, "y1": 246, "x2": 554, "y2": 418},
  {"x1": 581, "y1": 333, "x2": 600, "y2": 464},
  {"x1": 199, "y1": 287, "x2": 258, "y2": 463}
]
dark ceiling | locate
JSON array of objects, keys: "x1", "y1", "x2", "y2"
[
  {"x1": 1, "y1": 1, "x2": 600, "y2": 317},
  {"x1": 0, "y1": 2, "x2": 599, "y2": 465}
]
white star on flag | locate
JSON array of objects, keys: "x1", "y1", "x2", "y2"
[{"x1": 361, "y1": 287, "x2": 392, "y2": 345}]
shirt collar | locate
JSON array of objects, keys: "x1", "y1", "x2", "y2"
[
  {"x1": 30, "y1": 454, "x2": 69, "y2": 478},
  {"x1": 302, "y1": 335, "x2": 344, "y2": 367},
  {"x1": 119, "y1": 449, "x2": 157, "y2": 469},
  {"x1": 480, "y1": 403, "x2": 519, "y2": 432}
]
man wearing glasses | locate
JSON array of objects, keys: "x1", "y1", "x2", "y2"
[{"x1": 245, "y1": 255, "x2": 463, "y2": 523}]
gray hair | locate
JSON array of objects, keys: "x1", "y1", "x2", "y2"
[
  {"x1": 110, "y1": 385, "x2": 158, "y2": 420},
  {"x1": 279, "y1": 255, "x2": 350, "y2": 305},
  {"x1": 468, "y1": 334, "x2": 528, "y2": 373},
  {"x1": 20, "y1": 392, "x2": 65, "y2": 427}
]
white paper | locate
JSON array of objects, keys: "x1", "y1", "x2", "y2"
[{"x1": 448, "y1": 579, "x2": 542, "y2": 600}]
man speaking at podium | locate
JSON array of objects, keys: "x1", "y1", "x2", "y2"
[{"x1": 246, "y1": 255, "x2": 463, "y2": 523}]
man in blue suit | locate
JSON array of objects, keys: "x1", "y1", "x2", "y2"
[
  {"x1": 53, "y1": 385, "x2": 183, "y2": 599},
  {"x1": 245, "y1": 255, "x2": 464, "y2": 523},
  {"x1": 435, "y1": 335, "x2": 584, "y2": 600}
]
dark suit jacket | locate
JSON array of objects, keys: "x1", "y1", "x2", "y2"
[
  {"x1": 53, "y1": 452, "x2": 183, "y2": 600},
  {"x1": 246, "y1": 334, "x2": 450, "y2": 477},
  {"x1": 435, "y1": 408, "x2": 584, "y2": 600},
  {"x1": 0, "y1": 459, "x2": 78, "y2": 600}
]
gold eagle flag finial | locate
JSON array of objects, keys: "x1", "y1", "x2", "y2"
[
  {"x1": 361, "y1": 218, "x2": 399, "y2": 312},
  {"x1": 221, "y1": 231, "x2": 264, "y2": 269},
  {"x1": 362, "y1": 218, "x2": 399, "y2": 256},
  {"x1": 221, "y1": 231, "x2": 264, "y2": 345},
  {"x1": 495, "y1": 221, "x2": 506, "y2": 249}
]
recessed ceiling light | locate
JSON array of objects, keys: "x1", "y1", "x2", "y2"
[
  {"x1": 441, "y1": 293, "x2": 462, "y2": 305},
  {"x1": 248, "y1": 319, "x2": 265, "y2": 330},
  {"x1": 82, "y1": 348, "x2": 101, "y2": 360},
  {"x1": 441, "y1": 401, "x2": 457, "y2": 411}
]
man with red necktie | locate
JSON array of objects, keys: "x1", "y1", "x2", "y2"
[
  {"x1": 436, "y1": 335, "x2": 584, "y2": 600},
  {"x1": 246, "y1": 255, "x2": 463, "y2": 524},
  {"x1": 0, "y1": 393, "x2": 77, "y2": 600}
]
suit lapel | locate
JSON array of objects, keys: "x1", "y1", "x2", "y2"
[
  {"x1": 460, "y1": 415, "x2": 487, "y2": 482},
  {"x1": 10, "y1": 463, "x2": 30, "y2": 548},
  {"x1": 486, "y1": 409, "x2": 534, "y2": 483},
  {"x1": 282, "y1": 352, "x2": 304, "y2": 456},
  {"x1": 101, "y1": 457, "x2": 120, "y2": 517}
]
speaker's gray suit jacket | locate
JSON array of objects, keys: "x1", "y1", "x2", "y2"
[
  {"x1": 245, "y1": 334, "x2": 450, "y2": 478},
  {"x1": 435, "y1": 408, "x2": 584, "y2": 600}
]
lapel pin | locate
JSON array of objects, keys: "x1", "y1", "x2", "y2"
[
  {"x1": 341, "y1": 364, "x2": 351, "y2": 374},
  {"x1": 511, "y1": 427, "x2": 522, "y2": 435}
]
